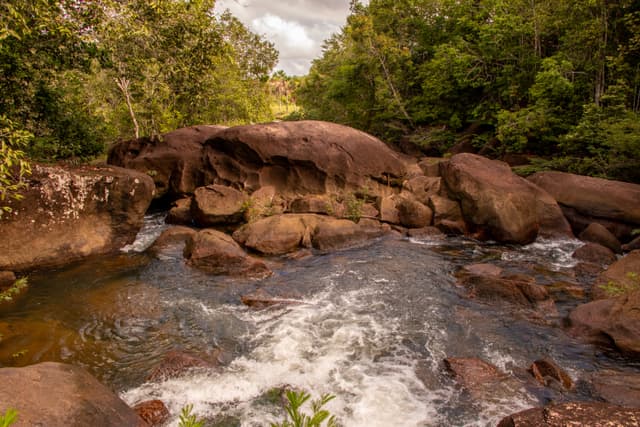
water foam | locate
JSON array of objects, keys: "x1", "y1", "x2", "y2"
[{"x1": 120, "y1": 212, "x2": 168, "y2": 253}]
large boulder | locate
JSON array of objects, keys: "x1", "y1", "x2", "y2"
[
  {"x1": 202, "y1": 120, "x2": 408, "y2": 196},
  {"x1": 569, "y1": 290, "x2": 640, "y2": 354},
  {"x1": 233, "y1": 214, "x2": 388, "y2": 255},
  {"x1": 107, "y1": 125, "x2": 226, "y2": 199},
  {"x1": 440, "y1": 154, "x2": 572, "y2": 244},
  {"x1": 528, "y1": 171, "x2": 640, "y2": 242},
  {"x1": 184, "y1": 229, "x2": 271, "y2": 278},
  {"x1": 0, "y1": 165, "x2": 154, "y2": 272},
  {"x1": 0, "y1": 362, "x2": 145, "y2": 427},
  {"x1": 579, "y1": 222, "x2": 622, "y2": 254},
  {"x1": 591, "y1": 250, "x2": 640, "y2": 300},
  {"x1": 498, "y1": 402, "x2": 640, "y2": 427},
  {"x1": 190, "y1": 185, "x2": 248, "y2": 227},
  {"x1": 591, "y1": 371, "x2": 640, "y2": 408}
]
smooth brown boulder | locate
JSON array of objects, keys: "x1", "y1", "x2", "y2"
[
  {"x1": 572, "y1": 243, "x2": 617, "y2": 266},
  {"x1": 184, "y1": 229, "x2": 271, "y2": 278},
  {"x1": 203, "y1": 120, "x2": 407, "y2": 196},
  {"x1": 380, "y1": 195, "x2": 401, "y2": 224},
  {"x1": 498, "y1": 402, "x2": 640, "y2": 427},
  {"x1": 132, "y1": 400, "x2": 170, "y2": 426},
  {"x1": 528, "y1": 359, "x2": 573, "y2": 390},
  {"x1": 428, "y1": 195, "x2": 464, "y2": 229},
  {"x1": 569, "y1": 290, "x2": 640, "y2": 354},
  {"x1": 165, "y1": 197, "x2": 193, "y2": 225},
  {"x1": 191, "y1": 185, "x2": 248, "y2": 227},
  {"x1": 528, "y1": 171, "x2": 640, "y2": 226},
  {"x1": 591, "y1": 370, "x2": 640, "y2": 408},
  {"x1": 402, "y1": 176, "x2": 441, "y2": 205},
  {"x1": 289, "y1": 195, "x2": 333, "y2": 215},
  {"x1": 592, "y1": 250, "x2": 640, "y2": 300},
  {"x1": 149, "y1": 226, "x2": 196, "y2": 255},
  {"x1": 440, "y1": 154, "x2": 572, "y2": 244},
  {"x1": 233, "y1": 214, "x2": 322, "y2": 255},
  {"x1": 0, "y1": 362, "x2": 145, "y2": 427},
  {"x1": 443, "y1": 357, "x2": 507, "y2": 390},
  {"x1": 147, "y1": 350, "x2": 215, "y2": 382},
  {"x1": 579, "y1": 223, "x2": 622, "y2": 254},
  {"x1": 418, "y1": 157, "x2": 444, "y2": 177},
  {"x1": 108, "y1": 125, "x2": 226, "y2": 199},
  {"x1": 397, "y1": 198, "x2": 433, "y2": 229},
  {"x1": 0, "y1": 165, "x2": 154, "y2": 272},
  {"x1": 311, "y1": 218, "x2": 386, "y2": 251}
]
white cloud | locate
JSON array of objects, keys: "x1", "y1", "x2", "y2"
[{"x1": 215, "y1": 0, "x2": 353, "y2": 75}]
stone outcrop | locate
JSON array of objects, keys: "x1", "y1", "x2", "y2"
[
  {"x1": 569, "y1": 289, "x2": 640, "y2": 354},
  {"x1": 132, "y1": 400, "x2": 170, "y2": 426},
  {"x1": 528, "y1": 171, "x2": 640, "y2": 242},
  {"x1": 191, "y1": 185, "x2": 247, "y2": 227},
  {"x1": 233, "y1": 214, "x2": 387, "y2": 255},
  {"x1": 591, "y1": 371, "x2": 640, "y2": 408},
  {"x1": 572, "y1": 243, "x2": 617, "y2": 266},
  {"x1": 148, "y1": 226, "x2": 196, "y2": 255},
  {"x1": 498, "y1": 402, "x2": 640, "y2": 427},
  {"x1": 591, "y1": 250, "x2": 640, "y2": 300},
  {"x1": 440, "y1": 154, "x2": 572, "y2": 244},
  {"x1": 202, "y1": 120, "x2": 408, "y2": 196},
  {"x1": 528, "y1": 359, "x2": 574, "y2": 391},
  {"x1": 184, "y1": 229, "x2": 271, "y2": 278},
  {"x1": 0, "y1": 362, "x2": 145, "y2": 427},
  {"x1": 165, "y1": 197, "x2": 193, "y2": 225},
  {"x1": 107, "y1": 125, "x2": 226, "y2": 199},
  {"x1": 0, "y1": 165, "x2": 154, "y2": 272}
]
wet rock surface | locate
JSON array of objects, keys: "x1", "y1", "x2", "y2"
[
  {"x1": 0, "y1": 164, "x2": 154, "y2": 272},
  {"x1": 132, "y1": 400, "x2": 170, "y2": 426},
  {"x1": 498, "y1": 402, "x2": 640, "y2": 427},
  {"x1": 0, "y1": 362, "x2": 145, "y2": 427}
]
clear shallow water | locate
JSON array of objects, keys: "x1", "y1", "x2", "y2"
[{"x1": 1, "y1": 216, "x2": 637, "y2": 426}]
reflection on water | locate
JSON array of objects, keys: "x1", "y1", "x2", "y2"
[{"x1": 1, "y1": 217, "x2": 636, "y2": 426}]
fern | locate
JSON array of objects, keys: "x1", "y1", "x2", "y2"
[
  {"x1": 271, "y1": 390, "x2": 338, "y2": 427},
  {"x1": 0, "y1": 408, "x2": 18, "y2": 427},
  {"x1": 178, "y1": 404, "x2": 204, "y2": 427}
]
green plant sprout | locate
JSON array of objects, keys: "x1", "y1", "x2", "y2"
[{"x1": 271, "y1": 390, "x2": 338, "y2": 427}]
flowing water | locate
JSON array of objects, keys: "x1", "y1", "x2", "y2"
[{"x1": 1, "y1": 214, "x2": 638, "y2": 426}]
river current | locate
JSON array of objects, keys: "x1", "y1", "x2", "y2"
[{"x1": 1, "y1": 213, "x2": 637, "y2": 426}]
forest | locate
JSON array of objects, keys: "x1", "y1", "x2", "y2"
[
  {"x1": 1, "y1": 0, "x2": 640, "y2": 209},
  {"x1": 297, "y1": 0, "x2": 640, "y2": 182}
]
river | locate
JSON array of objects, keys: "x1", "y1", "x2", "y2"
[{"x1": 1, "y1": 213, "x2": 638, "y2": 426}]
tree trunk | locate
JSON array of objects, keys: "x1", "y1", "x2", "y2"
[{"x1": 115, "y1": 76, "x2": 140, "y2": 139}]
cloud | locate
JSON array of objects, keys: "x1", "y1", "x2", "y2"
[{"x1": 215, "y1": 0, "x2": 353, "y2": 75}]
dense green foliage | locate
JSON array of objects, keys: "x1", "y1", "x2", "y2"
[
  {"x1": 0, "y1": 116, "x2": 31, "y2": 216},
  {"x1": 297, "y1": 0, "x2": 640, "y2": 182},
  {"x1": 0, "y1": 0, "x2": 278, "y2": 164}
]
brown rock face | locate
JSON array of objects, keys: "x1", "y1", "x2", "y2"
[
  {"x1": 592, "y1": 250, "x2": 640, "y2": 300},
  {"x1": 184, "y1": 229, "x2": 271, "y2": 278},
  {"x1": 312, "y1": 218, "x2": 386, "y2": 251},
  {"x1": 498, "y1": 402, "x2": 640, "y2": 427},
  {"x1": 591, "y1": 371, "x2": 640, "y2": 408},
  {"x1": 165, "y1": 197, "x2": 193, "y2": 225},
  {"x1": 528, "y1": 359, "x2": 574, "y2": 390},
  {"x1": 0, "y1": 165, "x2": 154, "y2": 272},
  {"x1": 0, "y1": 271, "x2": 16, "y2": 289},
  {"x1": 443, "y1": 357, "x2": 507, "y2": 390},
  {"x1": 191, "y1": 185, "x2": 248, "y2": 227},
  {"x1": 528, "y1": 171, "x2": 640, "y2": 241},
  {"x1": 107, "y1": 125, "x2": 226, "y2": 199},
  {"x1": 133, "y1": 400, "x2": 170, "y2": 426},
  {"x1": 202, "y1": 120, "x2": 407, "y2": 195},
  {"x1": 569, "y1": 290, "x2": 640, "y2": 354},
  {"x1": 147, "y1": 350, "x2": 215, "y2": 382},
  {"x1": 457, "y1": 270, "x2": 550, "y2": 307},
  {"x1": 397, "y1": 198, "x2": 433, "y2": 229},
  {"x1": 441, "y1": 154, "x2": 572, "y2": 244},
  {"x1": 579, "y1": 223, "x2": 622, "y2": 254},
  {"x1": 149, "y1": 226, "x2": 197, "y2": 255},
  {"x1": 402, "y1": 176, "x2": 441, "y2": 205},
  {"x1": 0, "y1": 362, "x2": 145, "y2": 427}
]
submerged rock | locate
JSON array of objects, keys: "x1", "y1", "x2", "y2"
[
  {"x1": 0, "y1": 164, "x2": 154, "y2": 272},
  {"x1": 528, "y1": 359, "x2": 574, "y2": 391},
  {"x1": 0, "y1": 362, "x2": 145, "y2": 426},
  {"x1": 184, "y1": 229, "x2": 271, "y2": 278},
  {"x1": 148, "y1": 226, "x2": 196, "y2": 255},
  {"x1": 147, "y1": 350, "x2": 217, "y2": 382},
  {"x1": 440, "y1": 154, "x2": 572, "y2": 244},
  {"x1": 498, "y1": 402, "x2": 640, "y2": 427},
  {"x1": 241, "y1": 288, "x2": 302, "y2": 309},
  {"x1": 132, "y1": 400, "x2": 170, "y2": 426},
  {"x1": 443, "y1": 357, "x2": 507, "y2": 390}
]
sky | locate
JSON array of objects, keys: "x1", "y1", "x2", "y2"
[{"x1": 214, "y1": 0, "x2": 356, "y2": 76}]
